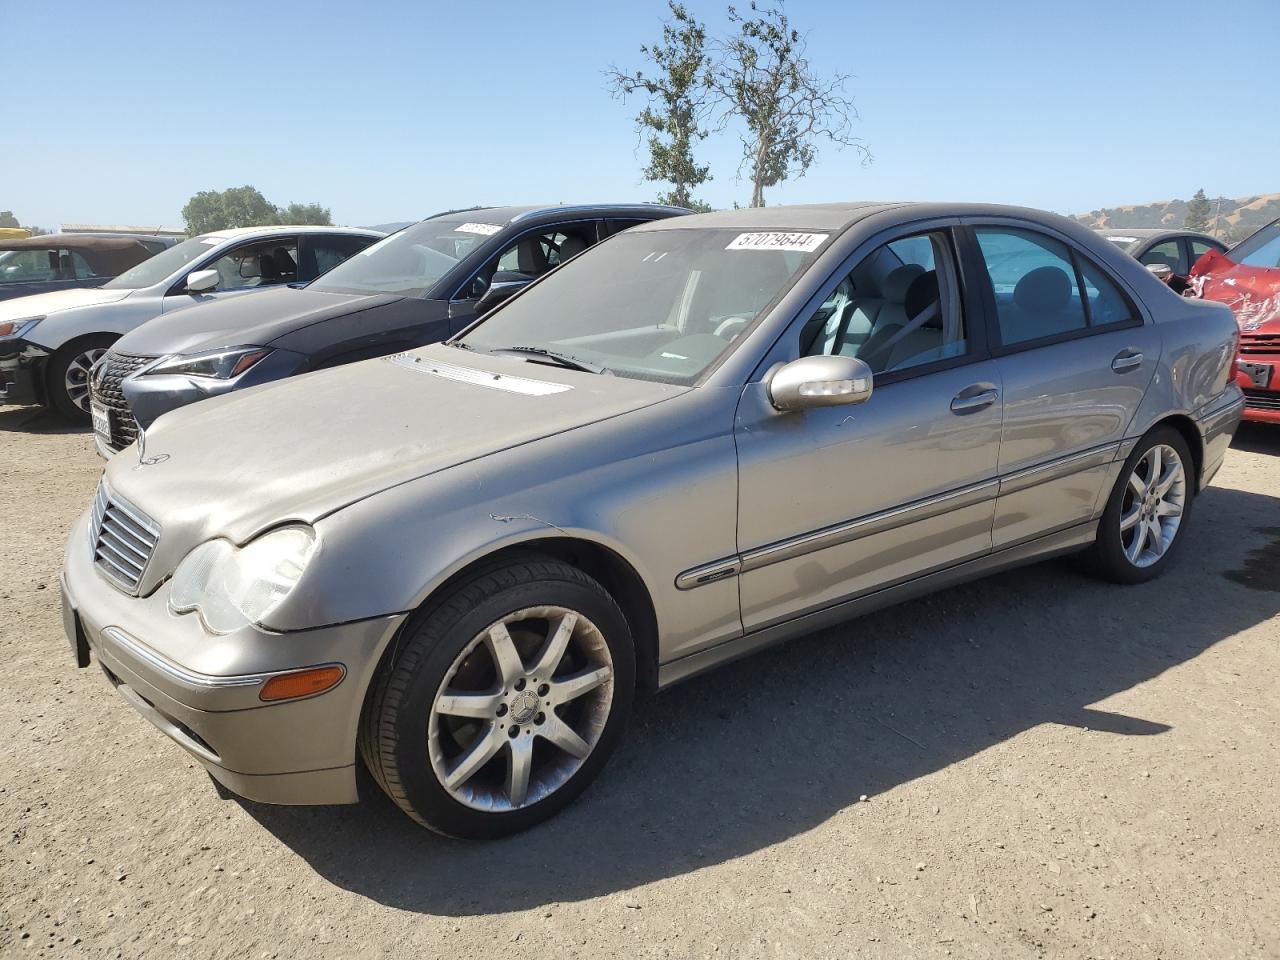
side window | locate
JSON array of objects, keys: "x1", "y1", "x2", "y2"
[
  {"x1": 606, "y1": 218, "x2": 647, "y2": 236},
  {"x1": 1076, "y1": 258, "x2": 1138, "y2": 327},
  {"x1": 801, "y1": 230, "x2": 966, "y2": 376},
  {"x1": 0, "y1": 249, "x2": 57, "y2": 283},
  {"x1": 71, "y1": 251, "x2": 99, "y2": 279},
  {"x1": 1189, "y1": 239, "x2": 1218, "y2": 262},
  {"x1": 1139, "y1": 239, "x2": 1186, "y2": 275},
  {"x1": 306, "y1": 234, "x2": 376, "y2": 279},
  {"x1": 462, "y1": 224, "x2": 598, "y2": 300},
  {"x1": 974, "y1": 228, "x2": 1087, "y2": 346},
  {"x1": 202, "y1": 238, "x2": 299, "y2": 292}
]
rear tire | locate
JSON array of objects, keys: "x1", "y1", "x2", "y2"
[
  {"x1": 359, "y1": 555, "x2": 635, "y2": 839},
  {"x1": 1082, "y1": 425, "x2": 1194, "y2": 584},
  {"x1": 46, "y1": 335, "x2": 115, "y2": 422}
]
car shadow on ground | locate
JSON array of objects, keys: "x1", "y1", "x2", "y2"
[
  {"x1": 0, "y1": 404, "x2": 88, "y2": 434},
  {"x1": 239, "y1": 483, "x2": 1280, "y2": 917},
  {"x1": 1231, "y1": 421, "x2": 1280, "y2": 457}
]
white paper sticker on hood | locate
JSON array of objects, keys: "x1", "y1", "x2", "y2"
[
  {"x1": 385, "y1": 353, "x2": 572, "y2": 395},
  {"x1": 727, "y1": 232, "x2": 829, "y2": 253},
  {"x1": 454, "y1": 222, "x2": 503, "y2": 236}
]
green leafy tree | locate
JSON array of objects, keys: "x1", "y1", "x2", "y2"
[
  {"x1": 607, "y1": 2, "x2": 715, "y2": 209},
  {"x1": 1184, "y1": 188, "x2": 1212, "y2": 232},
  {"x1": 714, "y1": 1, "x2": 869, "y2": 207},
  {"x1": 277, "y1": 202, "x2": 333, "y2": 225},
  {"x1": 182, "y1": 186, "x2": 280, "y2": 234},
  {"x1": 0, "y1": 210, "x2": 19, "y2": 228}
]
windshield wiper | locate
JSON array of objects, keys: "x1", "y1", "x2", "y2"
[{"x1": 491, "y1": 346, "x2": 610, "y2": 375}]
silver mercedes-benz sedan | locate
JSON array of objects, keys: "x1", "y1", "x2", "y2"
[{"x1": 60, "y1": 202, "x2": 1244, "y2": 838}]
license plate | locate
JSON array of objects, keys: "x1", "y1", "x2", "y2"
[
  {"x1": 1239, "y1": 361, "x2": 1273, "y2": 389},
  {"x1": 91, "y1": 402, "x2": 112, "y2": 443}
]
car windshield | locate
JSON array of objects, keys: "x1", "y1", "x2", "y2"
[
  {"x1": 308, "y1": 217, "x2": 498, "y2": 297},
  {"x1": 1228, "y1": 221, "x2": 1280, "y2": 269},
  {"x1": 460, "y1": 228, "x2": 825, "y2": 384},
  {"x1": 103, "y1": 236, "x2": 212, "y2": 289}
]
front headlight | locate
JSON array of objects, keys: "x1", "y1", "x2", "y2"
[
  {"x1": 0, "y1": 317, "x2": 42, "y2": 339},
  {"x1": 169, "y1": 525, "x2": 316, "y2": 634},
  {"x1": 143, "y1": 345, "x2": 272, "y2": 380}
]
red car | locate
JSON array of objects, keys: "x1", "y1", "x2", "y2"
[{"x1": 1189, "y1": 219, "x2": 1280, "y2": 423}]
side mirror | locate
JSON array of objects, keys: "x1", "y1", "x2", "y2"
[
  {"x1": 1145, "y1": 262, "x2": 1174, "y2": 283},
  {"x1": 475, "y1": 275, "x2": 532, "y2": 315},
  {"x1": 185, "y1": 268, "x2": 220, "y2": 293},
  {"x1": 766, "y1": 354, "x2": 874, "y2": 412}
]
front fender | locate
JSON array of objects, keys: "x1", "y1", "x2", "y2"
[{"x1": 264, "y1": 388, "x2": 746, "y2": 664}]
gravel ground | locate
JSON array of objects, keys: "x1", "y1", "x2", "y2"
[{"x1": 2, "y1": 405, "x2": 1278, "y2": 960}]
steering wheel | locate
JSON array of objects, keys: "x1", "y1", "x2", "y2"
[{"x1": 713, "y1": 315, "x2": 753, "y2": 340}]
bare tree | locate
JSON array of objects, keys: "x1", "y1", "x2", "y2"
[
  {"x1": 714, "y1": 1, "x2": 869, "y2": 207},
  {"x1": 607, "y1": 2, "x2": 715, "y2": 210}
]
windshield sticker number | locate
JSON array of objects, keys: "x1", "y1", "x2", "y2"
[
  {"x1": 454, "y1": 223, "x2": 503, "y2": 237},
  {"x1": 727, "y1": 232, "x2": 829, "y2": 253}
]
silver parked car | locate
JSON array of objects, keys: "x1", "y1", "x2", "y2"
[
  {"x1": 0, "y1": 226, "x2": 382, "y2": 421},
  {"x1": 60, "y1": 202, "x2": 1244, "y2": 838}
]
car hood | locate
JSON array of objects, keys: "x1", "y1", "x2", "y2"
[
  {"x1": 0, "y1": 285, "x2": 132, "y2": 322},
  {"x1": 1190, "y1": 249, "x2": 1280, "y2": 334},
  {"x1": 104, "y1": 343, "x2": 687, "y2": 575},
  {"x1": 111, "y1": 286, "x2": 399, "y2": 357}
]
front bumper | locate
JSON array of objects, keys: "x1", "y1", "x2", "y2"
[
  {"x1": 61, "y1": 509, "x2": 407, "y2": 805},
  {"x1": 0, "y1": 338, "x2": 50, "y2": 406},
  {"x1": 1235, "y1": 353, "x2": 1280, "y2": 424}
]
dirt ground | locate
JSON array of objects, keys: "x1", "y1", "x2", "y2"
[{"x1": 1, "y1": 404, "x2": 1277, "y2": 960}]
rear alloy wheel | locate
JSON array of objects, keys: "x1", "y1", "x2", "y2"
[
  {"x1": 47, "y1": 336, "x2": 114, "y2": 421},
  {"x1": 360, "y1": 556, "x2": 635, "y2": 838},
  {"x1": 1084, "y1": 426, "x2": 1194, "y2": 584},
  {"x1": 1118, "y1": 443, "x2": 1187, "y2": 569}
]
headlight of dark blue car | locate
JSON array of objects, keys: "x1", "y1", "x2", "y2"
[{"x1": 143, "y1": 346, "x2": 272, "y2": 379}]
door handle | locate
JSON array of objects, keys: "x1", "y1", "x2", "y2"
[
  {"x1": 1112, "y1": 350, "x2": 1143, "y2": 373},
  {"x1": 950, "y1": 386, "x2": 999, "y2": 414}
]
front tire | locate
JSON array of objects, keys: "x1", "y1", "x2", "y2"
[
  {"x1": 1083, "y1": 426, "x2": 1194, "y2": 584},
  {"x1": 46, "y1": 335, "x2": 115, "y2": 422},
  {"x1": 359, "y1": 556, "x2": 635, "y2": 839}
]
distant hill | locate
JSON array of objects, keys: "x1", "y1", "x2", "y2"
[{"x1": 1073, "y1": 193, "x2": 1279, "y2": 243}]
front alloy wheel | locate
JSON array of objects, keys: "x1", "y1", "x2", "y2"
[
  {"x1": 46, "y1": 335, "x2": 116, "y2": 421},
  {"x1": 360, "y1": 555, "x2": 635, "y2": 838},
  {"x1": 429, "y1": 606, "x2": 614, "y2": 811}
]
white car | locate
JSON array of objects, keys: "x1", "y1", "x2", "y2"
[{"x1": 0, "y1": 225, "x2": 382, "y2": 420}]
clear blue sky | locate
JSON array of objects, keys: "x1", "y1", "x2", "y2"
[{"x1": 9, "y1": 0, "x2": 1278, "y2": 230}]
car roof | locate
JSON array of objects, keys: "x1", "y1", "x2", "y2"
[
  {"x1": 198, "y1": 225, "x2": 385, "y2": 242},
  {"x1": 0, "y1": 234, "x2": 154, "y2": 252},
  {"x1": 426, "y1": 203, "x2": 691, "y2": 226},
  {"x1": 1093, "y1": 227, "x2": 1217, "y2": 241},
  {"x1": 631, "y1": 201, "x2": 1095, "y2": 233}
]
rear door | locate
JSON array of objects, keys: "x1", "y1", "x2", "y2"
[{"x1": 964, "y1": 220, "x2": 1161, "y2": 548}]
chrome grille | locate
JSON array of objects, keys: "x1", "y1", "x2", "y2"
[
  {"x1": 89, "y1": 482, "x2": 160, "y2": 594},
  {"x1": 90, "y1": 352, "x2": 153, "y2": 451},
  {"x1": 1239, "y1": 333, "x2": 1280, "y2": 356}
]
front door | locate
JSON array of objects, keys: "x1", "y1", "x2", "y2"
[
  {"x1": 447, "y1": 220, "x2": 604, "y2": 336},
  {"x1": 163, "y1": 236, "x2": 300, "y2": 312},
  {"x1": 734, "y1": 227, "x2": 1003, "y2": 632},
  {"x1": 966, "y1": 223, "x2": 1162, "y2": 547}
]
